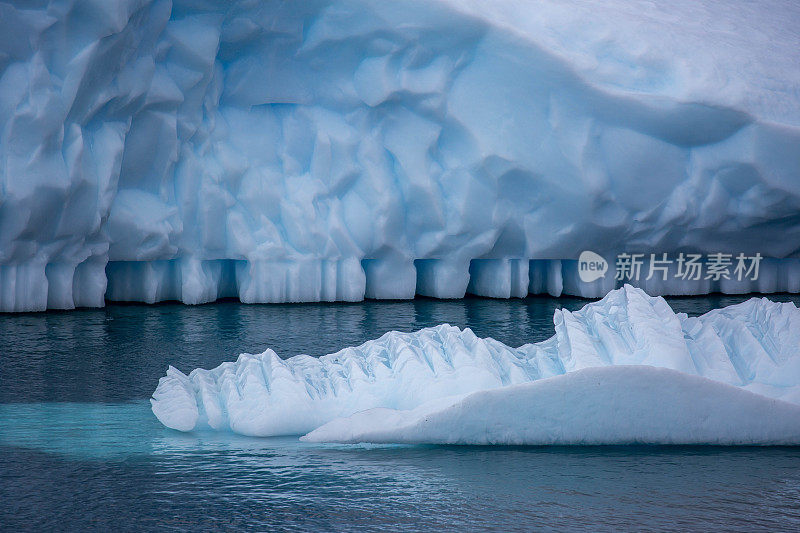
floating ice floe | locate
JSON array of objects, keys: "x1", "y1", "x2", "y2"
[{"x1": 151, "y1": 286, "x2": 800, "y2": 444}]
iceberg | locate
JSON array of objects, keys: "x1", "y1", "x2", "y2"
[
  {"x1": 2, "y1": 0, "x2": 800, "y2": 311},
  {"x1": 152, "y1": 323, "x2": 538, "y2": 436},
  {"x1": 151, "y1": 286, "x2": 800, "y2": 443}
]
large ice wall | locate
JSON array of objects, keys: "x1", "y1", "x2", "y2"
[{"x1": 2, "y1": 0, "x2": 800, "y2": 311}]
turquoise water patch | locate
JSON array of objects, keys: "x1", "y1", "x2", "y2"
[
  {"x1": 0, "y1": 401, "x2": 402, "y2": 461},
  {"x1": 0, "y1": 402, "x2": 299, "y2": 460},
  {"x1": 0, "y1": 401, "x2": 175, "y2": 460}
]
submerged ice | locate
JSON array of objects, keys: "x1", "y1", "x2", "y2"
[
  {"x1": 2, "y1": 0, "x2": 800, "y2": 311},
  {"x1": 151, "y1": 286, "x2": 800, "y2": 444}
]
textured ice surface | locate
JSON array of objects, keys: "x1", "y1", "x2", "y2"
[
  {"x1": 151, "y1": 286, "x2": 800, "y2": 442},
  {"x1": 303, "y1": 367, "x2": 800, "y2": 445},
  {"x1": 152, "y1": 323, "x2": 536, "y2": 436},
  {"x1": 2, "y1": 0, "x2": 800, "y2": 311}
]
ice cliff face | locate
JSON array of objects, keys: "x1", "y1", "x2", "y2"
[
  {"x1": 2, "y1": 0, "x2": 800, "y2": 311},
  {"x1": 151, "y1": 285, "x2": 800, "y2": 442}
]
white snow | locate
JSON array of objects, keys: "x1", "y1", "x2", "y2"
[
  {"x1": 2, "y1": 1, "x2": 800, "y2": 311},
  {"x1": 151, "y1": 285, "x2": 800, "y2": 443},
  {"x1": 302, "y1": 366, "x2": 800, "y2": 446}
]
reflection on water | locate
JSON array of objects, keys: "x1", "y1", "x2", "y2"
[
  {"x1": 2, "y1": 294, "x2": 800, "y2": 530},
  {"x1": 2, "y1": 294, "x2": 798, "y2": 404},
  {"x1": 0, "y1": 296, "x2": 584, "y2": 404}
]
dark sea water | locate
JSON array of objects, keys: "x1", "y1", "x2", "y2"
[{"x1": 2, "y1": 294, "x2": 800, "y2": 531}]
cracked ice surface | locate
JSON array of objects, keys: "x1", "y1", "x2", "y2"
[{"x1": 2, "y1": 1, "x2": 800, "y2": 310}]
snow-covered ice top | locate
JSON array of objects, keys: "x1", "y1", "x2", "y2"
[
  {"x1": 2, "y1": 1, "x2": 800, "y2": 311},
  {"x1": 151, "y1": 286, "x2": 800, "y2": 444},
  {"x1": 303, "y1": 366, "x2": 800, "y2": 446}
]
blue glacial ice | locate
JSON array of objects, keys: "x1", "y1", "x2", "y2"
[
  {"x1": 2, "y1": 0, "x2": 800, "y2": 311},
  {"x1": 151, "y1": 286, "x2": 800, "y2": 444}
]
